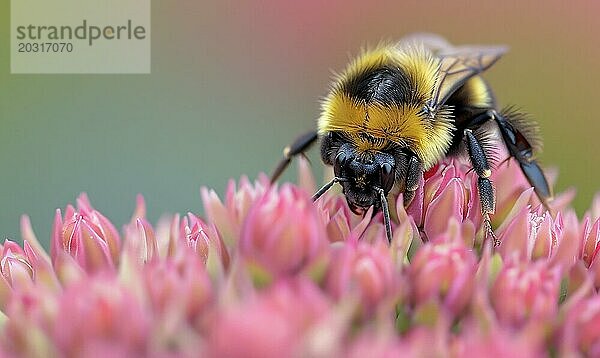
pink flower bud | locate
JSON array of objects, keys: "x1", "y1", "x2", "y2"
[
  {"x1": 142, "y1": 250, "x2": 213, "y2": 329},
  {"x1": 208, "y1": 279, "x2": 330, "y2": 358},
  {"x1": 0, "y1": 241, "x2": 34, "y2": 289},
  {"x1": 123, "y1": 218, "x2": 159, "y2": 264},
  {"x1": 409, "y1": 236, "x2": 477, "y2": 315},
  {"x1": 53, "y1": 278, "x2": 150, "y2": 356},
  {"x1": 344, "y1": 329, "x2": 402, "y2": 358},
  {"x1": 407, "y1": 161, "x2": 483, "y2": 242},
  {"x1": 456, "y1": 322, "x2": 546, "y2": 357},
  {"x1": 201, "y1": 176, "x2": 269, "y2": 245},
  {"x1": 50, "y1": 194, "x2": 121, "y2": 273},
  {"x1": 52, "y1": 211, "x2": 115, "y2": 274},
  {"x1": 326, "y1": 241, "x2": 401, "y2": 312},
  {"x1": 178, "y1": 213, "x2": 230, "y2": 269},
  {"x1": 558, "y1": 295, "x2": 600, "y2": 356},
  {"x1": 2, "y1": 286, "x2": 58, "y2": 356},
  {"x1": 240, "y1": 184, "x2": 328, "y2": 277},
  {"x1": 582, "y1": 218, "x2": 600, "y2": 268},
  {"x1": 317, "y1": 195, "x2": 373, "y2": 243},
  {"x1": 491, "y1": 259, "x2": 560, "y2": 327},
  {"x1": 549, "y1": 210, "x2": 582, "y2": 270},
  {"x1": 122, "y1": 195, "x2": 160, "y2": 264},
  {"x1": 581, "y1": 217, "x2": 600, "y2": 290}
]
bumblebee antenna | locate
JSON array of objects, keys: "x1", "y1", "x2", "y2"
[
  {"x1": 312, "y1": 177, "x2": 347, "y2": 201},
  {"x1": 375, "y1": 187, "x2": 393, "y2": 243}
]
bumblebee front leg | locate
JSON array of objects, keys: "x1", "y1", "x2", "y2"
[
  {"x1": 403, "y1": 156, "x2": 423, "y2": 207},
  {"x1": 270, "y1": 130, "x2": 319, "y2": 183},
  {"x1": 464, "y1": 129, "x2": 499, "y2": 246}
]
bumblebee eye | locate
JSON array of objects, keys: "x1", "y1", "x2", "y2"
[
  {"x1": 334, "y1": 152, "x2": 348, "y2": 177},
  {"x1": 380, "y1": 162, "x2": 395, "y2": 193}
]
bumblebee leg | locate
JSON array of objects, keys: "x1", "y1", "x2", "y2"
[
  {"x1": 491, "y1": 110, "x2": 553, "y2": 209},
  {"x1": 312, "y1": 177, "x2": 347, "y2": 201},
  {"x1": 464, "y1": 129, "x2": 499, "y2": 247},
  {"x1": 270, "y1": 130, "x2": 319, "y2": 183},
  {"x1": 375, "y1": 187, "x2": 393, "y2": 243},
  {"x1": 403, "y1": 156, "x2": 422, "y2": 207}
]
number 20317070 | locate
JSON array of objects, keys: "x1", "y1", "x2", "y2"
[{"x1": 17, "y1": 42, "x2": 73, "y2": 53}]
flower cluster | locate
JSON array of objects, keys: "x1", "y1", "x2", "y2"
[{"x1": 1, "y1": 158, "x2": 599, "y2": 356}]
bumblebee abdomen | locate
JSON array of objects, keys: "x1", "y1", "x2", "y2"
[{"x1": 447, "y1": 76, "x2": 496, "y2": 127}]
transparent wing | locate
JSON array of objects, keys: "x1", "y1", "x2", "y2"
[
  {"x1": 396, "y1": 33, "x2": 453, "y2": 53},
  {"x1": 397, "y1": 34, "x2": 508, "y2": 112},
  {"x1": 429, "y1": 46, "x2": 508, "y2": 110}
]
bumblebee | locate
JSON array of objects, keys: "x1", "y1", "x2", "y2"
[{"x1": 271, "y1": 34, "x2": 552, "y2": 244}]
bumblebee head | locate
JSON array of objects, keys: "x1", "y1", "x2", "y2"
[{"x1": 322, "y1": 135, "x2": 397, "y2": 215}]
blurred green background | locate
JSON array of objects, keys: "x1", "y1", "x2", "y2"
[{"x1": 1, "y1": 0, "x2": 599, "y2": 247}]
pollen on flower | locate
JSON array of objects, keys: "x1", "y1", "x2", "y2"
[{"x1": 0, "y1": 157, "x2": 598, "y2": 356}]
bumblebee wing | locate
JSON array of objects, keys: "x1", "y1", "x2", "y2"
[
  {"x1": 429, "y1": 46, "x2": 508, "y2": 110},
  {"x1": 396, "y1": 33, "x2": 453, "y2": 52}
]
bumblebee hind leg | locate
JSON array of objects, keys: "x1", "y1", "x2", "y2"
[
  {"x1": 464, "y1": 128, "x2": 499, "y2": 246},
  {"x1": 491, "y1": 109, "x2": 554, "y2": 209},
  {"x1": 270, "y1": 130, "x2": 319, "y2": 183}
]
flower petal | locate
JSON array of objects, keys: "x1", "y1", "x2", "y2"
[{"x1": 424, "y1": 178, "x2": 465, "y2": 241}]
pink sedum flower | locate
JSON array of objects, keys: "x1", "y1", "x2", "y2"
[
  {"x1": 580, "y1": 216, "x2": 600, "y2": 289},
  {"x1": 207, "y1": 278, "x2": 331, "y2": 358},
  {"x1": 409, "y1": 233, "x2": 478, "y2": 316},
  {"x1": 140, "y1": 248, "x2": 214, "y2": 350},
  {"x1": 1, "y1": 157, "x2": 600, "y2": 356},
  {"x1": 51, "y1": 194, "x2": 121, "y2": 274},
  {"x1": 51, "y1": 278, "x2": 150, "y2": 357},
  {"x1": 325, "y1": 240, "x2": 402, "y2": 314},
  {"x1": 344, "y1": 329, "x2": 403, "y2": 358},
  {"x1": 0, "y1": 241, "x2": 34, "y2": 289},
  {"x1": 316, "y1": 194, "x2": 374, "y2": 243},
  {"x1": 496, "y1": 189, "x2": 581, "y2": 267},
  {"x1": 407, "y1": 161, "x2": 483, "y2": 242},
  {"x1": 176, "y1": 212, "x2": 230, "y2": 270},
  {"x1": 455, "y1": 322, "x2": 547, "y2": 357},
  {"x1": 201, "y1": 175, "x2": 269, "y2": 245},
  {"x1": 491, "y1": 258, "x2": 561, "y2": 327},
  {"x1": 239, "y1": 184, "x2": 329, "y2": 278},
  {"x1": 558, "y1": 295, "x2": 600, "y2": 356}
]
